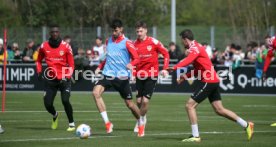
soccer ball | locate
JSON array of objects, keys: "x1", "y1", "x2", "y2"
[{"x1": 76, "y1": 124, "x2": 91, "y2": 139}]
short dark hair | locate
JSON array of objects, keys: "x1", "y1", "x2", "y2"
[
  {"x1": 179, "y1": 29, "x2": 194, "y2": 40},
  {"x1": 96, "y1": 36, "x2": 102, "y2": 41},
  {"x1": 135, "y1": 21, "x2": 147, "y2": 29},
  {"x1": 110, "y1": 19, "x2": 123, "y2": 29},
  {"x1": 265, "y1": 35, "x2": 271, "y2": 39},
  {"x1": 169, "y1": 42, "x2": 175, "y2": 46},
  {"x1": 49, "y1": 24, "x2": 59, "y2": 29}
]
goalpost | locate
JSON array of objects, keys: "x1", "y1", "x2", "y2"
[{"x1": 2, "y1": 28, "x2": 7, "y2": 112}]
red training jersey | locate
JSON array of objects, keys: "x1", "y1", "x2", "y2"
[
  {"x1": 134, "y1": 36, "x2": 170, "y2": 78},
  {"x1": 173, "y1": 40, "x2": 220, "y2": 83},
  {"x1": 36, "y1": 40, "x2": 74, "y2": 80},
  {"x1": 263, "y1": 36, "x2": 276, "y2": 73}
]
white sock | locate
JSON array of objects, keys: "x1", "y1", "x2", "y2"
[
  {"x1": 191, "y1": 124, "x2": 199, "y2": 137},
  {"x1": 236, "y1": 117, "x2": 248, "y2": 128},
  {"x1": 100, "y1": 111, "x2": 109, "y2": 124},
  {"x1": 141, "y1": 115, "x2": 147, "y2": 122},
  {"x1": 69, "y1": 122, "x2": 75, "y2": 127},
  {"x1": 138, "y1": 117, "x2": 144, "y2": 126}
]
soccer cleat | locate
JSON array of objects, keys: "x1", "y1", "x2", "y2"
[
  {"x1": 246, "y1": 121, "x2": 254, "y2": 141},
  {"x1": 137, "y1": 125, "x2": 145, "y2": 137},
  {"x1": 134, "y1": 116, "x2": 147, "y2": 133},
  {"x1": 51, "y1": 112, "x2": 60, "y2": 130},
  {"x1": 0, "y1": 125, "x2": 4, "y2": 134},
  {"x1": 66, "y1": 126, "x2": 76, "y2": 132},
  {"x1": 181, "y1": 136, "x2": 201, "y2": 142},
  {"x1": 270, "y1": 123, "x2": 276, "y2": 127},
  {"x1": 105, "y1": 122, "x2": 113, "y2": 134}
]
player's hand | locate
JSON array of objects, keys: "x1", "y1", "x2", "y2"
[
  {"x1": 166, "y1": 67, "x2": 174, "y2": 73},
  {"x1": 176, "y1": 78, "x2": 185, "y2": 85},
  {"x1": 95, "y1": 68, "x2": 101, "y2": 76},
  {"x1": 160, "y1": 70, "x2": 169, "y2": 78},
  {"x1": 126, "y1": 64, "x2": 133, "y2": 70},
  {"x1": 60, "y1": 78, "x2": 70, "y2": 86},
  {"x1": 262, "y1": 72, "x2": 267, "y2": 81},
  {"x1": 37, "y1": 72, "x2": 44, "y2": 81}
]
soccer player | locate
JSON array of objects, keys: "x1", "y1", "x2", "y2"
[
  {"x1": 36, "y1": 25, "x2": 75, "y2": 131},
  {"x1": 0, "y1": 124, "x2": 4, "y2": 134},
  {"x1": 262, "y1": 35, "x2": 276, "y2": 127},
  {"x1": 133, "y1": 21, "x2": 170, "y2": 133},
  {"x1": 92, "y1": 19, "x2": 144, "y2": 137},
  {"x1": 168, "y1": 29, "x2": 254, "y2": 142}
]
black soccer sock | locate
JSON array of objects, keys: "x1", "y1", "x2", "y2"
[{"x1": 61, "y1": 91, "x2": 74, "y2": 123}]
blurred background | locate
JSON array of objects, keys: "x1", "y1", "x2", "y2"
[{"x1": 0, "y1": 0, "x2": 275, "y2": 93}]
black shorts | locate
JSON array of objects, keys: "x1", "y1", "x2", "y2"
[
  {"x1": 136, "y1": 78, "x2": 157, "y2": 99},
  {"x1": 191, "y1": 81, "x2": 221, "y2": 103},
  {"x1": 95, "y1": 75, "x2": 133, "y2": 99}
]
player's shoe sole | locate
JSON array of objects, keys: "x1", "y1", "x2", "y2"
[
  {"x1": 66, "y1": 127, "x2": 76, "y2": 132},
  {"x1": 182, "y1": 136, "x2": 201, "y2": 142},
  {"x1": 246, "y1": 121, "x2": 254, "y2": 141},
  {"x1": 51, "y1": 112, "x2": 60, "y2": 130},
  {"x1": 270, "y1": 123, "x2": 276, "y2": 127},
  {"x1": 106, "y1": 122, "x2": 113, "y2": 134}
]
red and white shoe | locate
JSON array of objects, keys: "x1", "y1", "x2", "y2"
[
  {"x1": 137, "y1": 125, "x2": 145, "y2": 137},
  {"x1": 105, "y1": 122, "x2": 113, "y2": 134},
  {"x1": 134, "y1": 116, "x2": 147, "y2": 133}
]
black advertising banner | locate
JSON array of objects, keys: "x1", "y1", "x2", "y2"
[{"x1": 0, "y1": 64, "x2": 275, "y2": 94}]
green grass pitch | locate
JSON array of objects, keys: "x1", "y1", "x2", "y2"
[{"x1": 0, "y1": 92, "x2": 275, "y2": 147}]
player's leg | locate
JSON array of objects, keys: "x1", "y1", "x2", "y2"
[
  {"x1": 138, "y1": 78, "x2": 157, "y2": 132},
  {"x1": 134, "y1": 78, "x2": 143, "y2": 132},
  {"x1": 124, "y1": 99, "x2": 145, "y2": 137},
  {"x1": 44, "y1": 80, "x2": 59, "y2": 129},
  {"x1": 92, "y1": 78, "x2": 113, "y2": 133},
  {"x1": 182, "y1": 82, "x2": 210, "y2": 142},
  {"x1": 60, "y1": 79, "x2": 75, "y2": 131},
  {"x1": 0, "y1": 124, "x2": 4, "y2": 134},
  {"x1": 136, "y1": 78, "x2": 143, "y2": 108},
  {"x1": 209, "y1": 85, "x2": 254, "y2": 141},
  {"x1": 114, "y1": 78, "x2": 144, "y2": 137}
]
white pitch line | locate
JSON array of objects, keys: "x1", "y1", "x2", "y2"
[
  {"x1": 243, "y1": 105, "x2": 276, "y2": 108},
  {"x1": 0, "y1": 130, "x2": 275, "y2": 143},
  {"x1": 145, "y1": 130, "x2": 276, "y2": 136},
  {"x1": 2, "y1": 110, "x2": 129, "y2": 113},
  {"x1": 0, "y1": 135, "x2": 120, "y2": 143}
]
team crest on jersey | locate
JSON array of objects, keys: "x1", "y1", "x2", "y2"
[
  {"x1": 147, "y1": 45, "x2": 152, "y2": 51},
  {"x1": 59, "y1": 50, "x2": 64, "y2": 56}
]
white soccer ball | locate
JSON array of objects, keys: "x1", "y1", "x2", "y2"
[{"x1": 76, "y1": 124, "x2": 91, "y2": 139}]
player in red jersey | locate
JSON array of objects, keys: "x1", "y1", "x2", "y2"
[
  {"x1": 263, "y1": 36, "x2": 276, "y2": 80},
  {"x1": 168, "y1": 29, "x2": 254, "y2": 142},
  {"x1": 262, "y1": 35, "x2": 276, "y2": 127},
  {"x1": 132, "y1": 21, "x2": 170, "y2": 135},
  {"x1": 36, "y1": 25, "x2": 75, "y2": 131}
]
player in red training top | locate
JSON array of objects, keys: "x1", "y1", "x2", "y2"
[
  {"x1": 168, "y1": 29, "x2": 254, "y2": 142},
  {"x1": 132, "y1": 21, "x2": 170, "y2": 135},
  {"x1": 262, "y1": 35, "x2": 276, "y2": 127},
  {"x1": 36, "y1": 25, "x2": 75, "y2": 132},
  {"x1": 263, "y1": 36, "x2": 276, "y2": 79}
]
